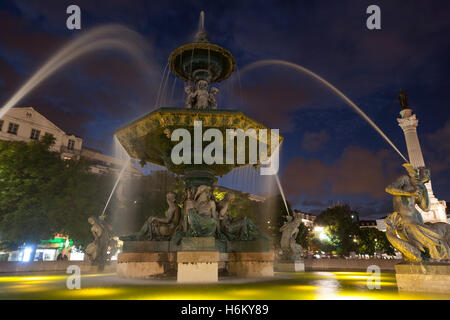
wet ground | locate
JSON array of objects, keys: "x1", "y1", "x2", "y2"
[{"x1": 0, "y1": 271, "x2": 448, "y2": 300}]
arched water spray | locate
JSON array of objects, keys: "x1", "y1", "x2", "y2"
[
  {"x1": 101, "y1": 136, "x2": 131, "y2": 217},
  {"x1": 240, "y1": 59, "x2": 408, "y2": 163},
  {"x1": 0, "y1": 24, "x2": 154, "y2": 119}
]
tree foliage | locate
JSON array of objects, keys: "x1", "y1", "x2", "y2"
[
  {"x1": 313, "y1": 205, "x2": 360, "y2": 257},
  {"x1": 357, "y1": 227, "x2": 395, "y2": 256},
  {"x1": 0, "y1": 138, "x2": 112, "y2": 250}
]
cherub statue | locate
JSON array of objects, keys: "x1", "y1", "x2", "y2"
[
  {"x1": 184, "y1": 85, "x2": 196, "y2": 109},
  {"x1": 195, "y1": 80, "x2": 210, "y2": 109},
  {"x1": 385, "y1": 163, "x2": 449, "y2": 262},
  {"x1": 208, "y1": 87, "x2": 219, "y2": 109}
]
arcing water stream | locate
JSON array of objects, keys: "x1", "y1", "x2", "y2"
[
  {"x1": 0, "y1": 23, "x2": 409, "y2": 223},
  {"x1": 240, "y1": 59, "x2": 408, "y2": 163},
  {"x1": 0, "y1": 24, "x2": 154, "y2": 119}
]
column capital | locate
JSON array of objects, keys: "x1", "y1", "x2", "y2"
[{"x1": 397, "y1": 114, "x2": 418, "y2": 131}]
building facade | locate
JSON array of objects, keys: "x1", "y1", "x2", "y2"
[
  {"x1": 0, "y1": 107, "x2": 82, "y2": 159},
  {"x1": 0, "y1": 107, "x2": 141, "y2": 177},
  {"x1": 293, "y1": 210, "x2": 316, "y2": 229}
]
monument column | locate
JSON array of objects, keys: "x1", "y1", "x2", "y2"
[
  {"x1": 397, "y1": 110, "x2": 425, "y2": 167},
  {"x1": 396, "y1": 90, "x2": 447, "y2": 223}
]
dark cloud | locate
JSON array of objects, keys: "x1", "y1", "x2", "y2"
[
  {"x1": 282, "y1": 146, "x2": 400, "y2": 199},
  {"x1": 301, "y1": 130, "x2": 329, "y2": 152},
  {"x1": 0, "y1": 1, "x2": 448, "y2": 212}
]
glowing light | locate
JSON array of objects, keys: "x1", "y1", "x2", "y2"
[
  {"x1": 22, "y1": 247, "x2": 33, "y2": 262},
  {"x1": 314, "y1": 226, "x2": 329, "y2": 241}
]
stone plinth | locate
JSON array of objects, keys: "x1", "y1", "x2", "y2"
[
  {"x1": 180, "y1": 237, "x2": 215, "y2": 250},
  {"x1": 229, "y1": 239, "x2": 270, "y2": 252},
  {"x1": 116, "y1": 252, "x2": 175, "y2": 279},
  {"x1": 180, "y1": 237, "x2": 227, "y2": 252},
  {"x1": 228, "y1": 252, "x2": 274, "y2": 277},
  {"x1": 122, "y1": 241, "x2": 170, "y2": 253},
  {"x1": 275, "y1": 259, "x2": 305, "y2": 272},
  {"x1": 177, "y1": 251, "x2": 219, "y2": 283},
  {"x1": 395, "y1": 263, "x2": 450, "y2": 294}
]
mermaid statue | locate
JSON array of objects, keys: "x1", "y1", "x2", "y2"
[{"x1": 385, "y1": 163, "x2": 450, "y2": 262}]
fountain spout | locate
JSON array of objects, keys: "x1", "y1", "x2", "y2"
[{"x1": 195, "y1": 11, "x2": 209, "y2": 43}]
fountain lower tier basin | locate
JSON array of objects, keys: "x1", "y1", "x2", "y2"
[
  {"x1": 395, "y1": 262, "x2": 450, "y2": 294},
  {"x1": 116, "y1": 237, "x2": 274, "y2": 281}
]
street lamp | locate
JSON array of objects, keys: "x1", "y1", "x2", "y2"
[{"x1": 314, "y1": 226, "x2": 329, "y2": 241}]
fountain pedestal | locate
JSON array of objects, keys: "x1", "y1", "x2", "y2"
[
  {"x1": 395, "y1": 263, "x2": 450, "y2": 294},
  {"x1": 177, "y1": 251, "x2": 219, "y2": 283},
  {"x1": 117, "y1": 238, "x2": 274, "y2": 280},
  {"x1": 274, "y1": 259, "x2": 305, "y2": 272},
  {"x1": 228, "y1": 252, "x2": 274, "y2": 277},
  {"x1": 116, "y1": 252, "x2": 175, "y2": 279}
]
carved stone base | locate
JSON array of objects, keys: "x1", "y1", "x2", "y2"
[
  {"x1": 228, "y1": 252, "x2": 274, "y2": 277},
  {"x1": 395, "y1": 263, "x2": 450, "y2": 294},
  {"x1": 122, "y1": 241, "x2": 170, "y2": 253},
  {"x1": 116, "y1": 252, "x2": 175, "y2": 279},
  {"x1": 177, "y1": 251, "x2": 219, "y2": 283},
  {"x1": 228, "y1": 239, "x2": 270, "y2": 252},
  {"x1": 274, "y1": 259, "x2": 305, "y2": 272}
]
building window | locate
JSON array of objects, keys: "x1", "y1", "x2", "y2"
[
  {"x1": 67, "y1": 139, "x2": 75, "y2": 150},
  {"x1": 0, "y1": 120, "x2": 3, "y2": 131},
  {"x1": 30, "y1": 129, "x2": 41, "y2": 140},
  {"x1": 7, "y1": 122, "x2": 19, "y2": 135}
]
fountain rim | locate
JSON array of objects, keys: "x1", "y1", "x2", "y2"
[
  {"x1": 168, "y1": 42, "x2": 236, "y2": 83},
  {"x1": 113, "y1": 107, "x2": 282, "y2": 135}
]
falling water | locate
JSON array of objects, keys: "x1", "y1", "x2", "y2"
[
  {"x1": 0, "y1": 24, "x2": 154, "y2": 119},
  {"x1": 155, "y1": 63, "x2": 169, "y2": 107},
  {"x1": 240, "y1": 59, "x2": 408, "y2": 163},
  {"x1": 101, "y1": 136, "x2": 131, "y2": 217},
  {"x1": 275, "y1": 174, "x2": 290, "y2": 216}
]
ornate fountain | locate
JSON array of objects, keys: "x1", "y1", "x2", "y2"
[{"x1": 114, "y1": 12, "x2": 281, "y2": 282}]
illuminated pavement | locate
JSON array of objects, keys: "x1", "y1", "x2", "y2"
[{"x1": 0, "y1": 271, "x2": 448, "y2": 300}]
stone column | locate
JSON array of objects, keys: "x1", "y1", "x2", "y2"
[
  {"x1": 397, "y1": 109, "x2": 447, "y2": 223},
  {"x1": 397, "y1": 110, "x2": 425, "y2": 167}
]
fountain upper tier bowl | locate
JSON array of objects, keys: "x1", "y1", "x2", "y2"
[
  {"x1": 114, "y1": 108, "x2": 282, "y2": 178},
  {"x1": 168, "y1": 42, "x2": 236, "y2": 84}
]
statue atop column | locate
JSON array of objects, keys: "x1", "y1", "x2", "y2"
[
  {"x1": 398, "y1": 89, "x2": 409, "y2": 110},
  {"x1": 385, "y1": 163, "x2": 450, "y2": 262}
]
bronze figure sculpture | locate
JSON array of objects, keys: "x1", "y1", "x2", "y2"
[{"x1": 385, "y1": 164, "x2": 449, "y2": 262}]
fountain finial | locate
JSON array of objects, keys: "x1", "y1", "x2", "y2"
[
  {"x1": 168, "y1": 10, "x2": 235, "y2": 84},
  {"x1": 195, "y1": 11, "x2": 209, "y2": 42}
]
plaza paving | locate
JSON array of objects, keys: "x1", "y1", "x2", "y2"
[{"x1": 0, "y1": 271, "x2": 448, "y2": 300}]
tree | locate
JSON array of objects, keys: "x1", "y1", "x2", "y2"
[
  {"x1": 0, "y1": 138, "x2": 113, "y2": 251},
  {"x1": 313, "y1": 205, "x2": 360, "y2": 257},
  {"x1": 296, "y1": 222, "x2": 311, "y2": 250},
  {"x1": 356, "y1": 228, "x2": 395, "y2": 256}
]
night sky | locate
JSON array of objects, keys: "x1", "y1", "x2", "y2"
[{"x1": 0, "y1": 0, "x2": 449, "y2": 219}]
